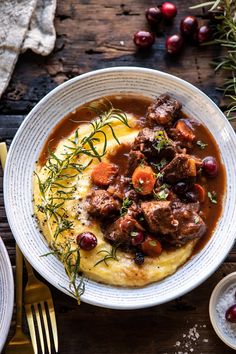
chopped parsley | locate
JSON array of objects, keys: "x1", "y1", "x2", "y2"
[
  {"x1": 154, "y1": 184, "x2": 170, "y2": 200},
  {"x1": 196, "y1": 140, "x2": 208, "y2": 150},
  {"x1": 120, "y1": 198, "x2": 132, "y2": 216},
  {"x1": 154, "y1": 131, "x2": 170, "y2": 153},
  {"x1": 208, "y1": 191, "x2": 217, "y2": 204},
  {"x1": 152, "y1": 158, "x2": 167, "y2": 171},
  {"x1": 130, "y1": 231, "x2": 139, "y2": 237}
]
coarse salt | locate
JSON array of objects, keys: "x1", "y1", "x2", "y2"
[{"x1": 216, "y1": 284, "x2": 236, "y2": 339}]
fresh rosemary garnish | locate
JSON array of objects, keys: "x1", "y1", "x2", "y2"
[
  {"x1": 208, "y1": 191, "x2": 218, "y2": 204},
  {"x1": 190, "y1": 1, "x2": 236, "y2": 120},
  {"x1": 42, "y1": 241, "x2": 85, "y2": 304},
  {"x1": 120, "y1": 197, "x2": 132, "y2": 216},
  {"x1": 94, "y1": 243, "x2": 120, "y2": 267},
  {"x1": 196, "y1": 140, "x2": 208, "y2": 150},
  {"x1": 35, "y1": 100, "x2": 130, "y2": 301},
  {"x1": 154, "y1": 131, "x2": 170, "y2": 153}
]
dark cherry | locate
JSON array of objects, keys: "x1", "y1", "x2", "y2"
[
  {"x1": 134, "y1": 251, "x2": 145, "y2": 265},
  {"x1": 225, "y1": 304, "x2": 236, "y2": 323},
  {"x1": 166, "y1": 34, "x2": 184, "y2": 54},
  {"x1": 173, "y1": 182, "x2": 189, "y2": 196},
  {"x1": 131, "y1": 231, "x2": 145, "y2": 246},
  {"x1": 180, "y1": 16, "x2": 198, "y2": 37},
  {"x1": 145, "y1": 7, "x2": 162, "y2": 26},
  {"x1": 133, "y1": 30, "x2": 155, "y2": 49},
  {"x1": 202, "y1": 156, "x2": 218, "y2": 177},
  {"x1": 161, "y1": 2, "x2": 177, "y2": 20},
  {"x1": 76, "y1": 232, "x2": 97, "y2": 251},
  {"x1": 186, "y1": 191, "x2": 198, "y2": 203},
  {"x1": 198, "y1": 25, "x2": 212, "y2": 43}
]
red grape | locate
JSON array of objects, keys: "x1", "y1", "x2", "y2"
[
  {"x1": 131, "y1": 231, "x2": 144, "y2": 246},
  {"x1": 77, "y1": 232, "x2": 97, "y2": 251},
  {"x1": 202, "y1": 156, "x2": 218, "y2": 177},
  {"x1": 198, "y1": 25, "x2": 212, "y2": 43},
  {"x1": 161, "y1": 2, "x2": 177, "y2": 20},
  {"x1": 226, "y1": 304, "x2": 236, "y2": 323},
  {"x1": 145, "y1": 7, "x2": 162, "y2": 26},
  {"x1": 180, "y1": 16, "x2": 198, "y2": 37},
  {"x1": 133, "y1": 30, "x2": 155, "y2": 49},
  {"x1": 166, "y1": 34, "x2": 184, "y2": 54}
]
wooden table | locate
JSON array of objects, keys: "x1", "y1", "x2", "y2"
[{"x1": 1, "y1": 1, "x2": 236, "y2": 353}]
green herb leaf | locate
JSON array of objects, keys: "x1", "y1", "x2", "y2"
[
  {"x1": 154, "y1": 131, "x2": 170, "y2": 153},
  {"x1": 120, "y1": 198, "x2": 132, "y2": 216},
  {"x1": 196, "y1": 140, "x2": 208, "y2": 150},
  {"x1": 208, "y1": 191, "x2": 218, "y2": 204},
  {"x1": 194, "y1": 215, "x2": 200, "y2": 224},
  {"x1": 94, "y1": 243, "x2": 120, "y2": 267}
]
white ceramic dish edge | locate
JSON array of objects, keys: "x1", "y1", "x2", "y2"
[{"x1": 0, "y1": 237, "x2": 14, "y2": 352}]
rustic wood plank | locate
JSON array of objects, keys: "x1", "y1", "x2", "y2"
[{"x1": 0, "y1": 0, "x2": 227, "y2": 114}]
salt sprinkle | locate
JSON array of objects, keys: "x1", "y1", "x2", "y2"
[
  {"x1": 216, "y1": 284, "x2": 236, "y2": 340},
  {"x1": 172, "y1": 324, "x2": 208, "y2": 354}
]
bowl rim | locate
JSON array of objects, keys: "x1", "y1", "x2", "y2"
[
  {"x1": 0, "y1": 237, "x2": 14, "y2": 351},
  {"x1": 209, "y1": 272, "x2": 236, "y2": 350},
  {"x1": 4, "y1": 66, "x2": 236, "y2": 309}
]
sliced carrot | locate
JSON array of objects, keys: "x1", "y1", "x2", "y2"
[
  {"x1": 187, "y1": 158, "x2": 197, "y2": 177},
  {"x1": 176, "y1": 120, "x2": 195, "y2": 142},
  {"x1": 132, "y1": 165, "x2": 156, "y2": 195},
  {"x1": 193, "y1": 183, "x2": 206, "y2": 203},
  {"x1": 141, "y1": 236, "x2": 162, "y2": 257},
  {"x1": 91, "y1": 162, "x2": 118, "y2": 187}
]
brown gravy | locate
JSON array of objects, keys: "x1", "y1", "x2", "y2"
[{"x1": 38, "y1": 94, "x2": 226, "y2": 254}]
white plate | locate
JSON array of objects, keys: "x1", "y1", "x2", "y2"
[
  {"x1": 0, "y1": 237, "x2": 14, "y2": 351},
  {"x1": 4, "y1": 67, "x2": 236, "y2": 309}
]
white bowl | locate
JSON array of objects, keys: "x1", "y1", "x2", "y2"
[
  {"x1": 0, "y1": 237, "x2": 14, "y2": 351},
  {"x1": 209, "y1": 272, "x2": 236, "y2": 350},
  {"x1": 4, "y1": 67, "x2": 236, "y2": 309}
]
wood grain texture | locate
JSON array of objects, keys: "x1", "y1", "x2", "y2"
[{"x1": 0, "y1": 0, "x2": 235, "y2": 353}]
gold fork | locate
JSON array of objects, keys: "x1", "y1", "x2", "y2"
[
  {"x1": 0, "y1": 142, "x2": 58, "y2": 354},
  {"x1": 5, "y1": 246, "x2": 34, "y2": 354},
  {"x1": 24, "y1": 258, "x2": 58, "y2": 354},
  {"x1": 0, "y1": 142, "x2": 34, "y2": 354}
]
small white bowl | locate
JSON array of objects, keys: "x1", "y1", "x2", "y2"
[{"x1": 209, "y1": 272, "x2": 236, "y2": 350}]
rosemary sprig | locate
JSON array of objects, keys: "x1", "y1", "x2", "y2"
[
  {"x1": 42, "y1": 241, "x2": 85, "y2": 304},
  {"x1": 190, "y1": 0, "x2": 236, "y2": 120},
  {"x1": 36, "y1": 100, "x2": 129, "y2": 302},
  {"x1": 36, "y1": 101, "x2": 129, "y2": 240},
  {"x1": 94, "y1": 243, "x2": 121, "y2": 267}
]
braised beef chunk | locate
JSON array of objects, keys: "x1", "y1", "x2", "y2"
[
  {"x1": 141, "y1": 201, "x2": 178, "y2": 234},
  {"x1": 107, "y1": 176, "x2": 131, "y2": 200},
  {"x1": 105, "y1": 206, "x2": 143, "y2": 243},
  {"x1": 162, "y1": 154, "x2": 202, "y2": 184},
  {"x1": 169, "y1": 119, "x2": 196, "y2": 148},
  {"x1": 133, "y1": 127, "x2": 176, "y2": 159},
  {"x1": 146, "y1": 94, "x2": 182, "y2": 127},
  {"x1": 167, "y1": 202, "x2": 206, "y2": 246},
  {"x1": 132, "y1": 127, "x2": 158, "y2": 155},
  {"x1": 86, "y1": 189, "x2": 121, "y2": 218},
  {"x1": 126, "y1": 150, "x2": 145, "y2": 175}
]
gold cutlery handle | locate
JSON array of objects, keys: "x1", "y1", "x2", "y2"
[{"x1": 16, "y1": 245, "x2": 23, "y2": 328}]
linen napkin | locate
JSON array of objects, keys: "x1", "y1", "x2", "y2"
[{"x1": 0, "y1": 0, "x2": 57, "y2": 99}]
